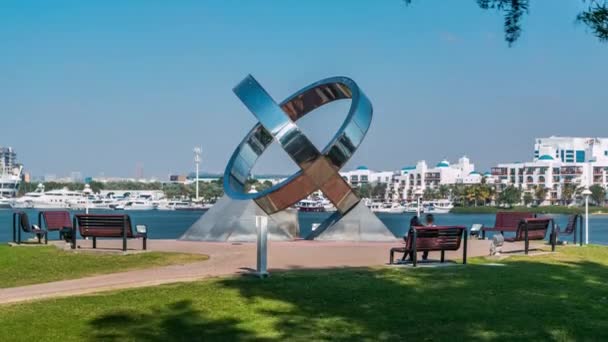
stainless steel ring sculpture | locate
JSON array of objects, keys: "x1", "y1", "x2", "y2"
[{"x1": 224, "y1": 75, "x2": 372, "y2": 216}]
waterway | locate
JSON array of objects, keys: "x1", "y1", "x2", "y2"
[{"x1": 1, "y1": 209, "x2": 607, "y2": 245}]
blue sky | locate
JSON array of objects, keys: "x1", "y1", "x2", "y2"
[{"x1": 1, "y1": 0, "x2": 606, "y2": 178}]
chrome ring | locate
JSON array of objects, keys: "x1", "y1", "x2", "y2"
[{"x1": 223, "y1": 75, "x2": 372, "y2": 215}]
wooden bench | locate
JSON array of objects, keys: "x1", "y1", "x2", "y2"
[
  {"x1": 12, "y1": 211, "x2": 47, "y2": 244},
  {"x1": 38, "y1": 211, "x2": 72, "y2": 240},
  {"x1": 72, "y1": 214, "x2": 148, "y2": 251},
  {"x1": 504, "y1": 218, "x2": 554, "y2": 254},
  {"x1": 481, "y1": 212, "x2": 536, "y2": 239},
  {"x1": 389, "y1": 226, "x2": 467, "y2": 267}
]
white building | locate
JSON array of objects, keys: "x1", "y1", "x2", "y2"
[
  {"x1": 387, "y1": 156, "x2": 480, "y2": 201},
  {"x1": 338, "y1": 157, "x2": 482, "y2": 201},
  {"x1": 488, "y1": 137, "x2": 608, "y2": 205},
  {"x1": 339, "y1": 166, "x2": 393, "y2": 187}
]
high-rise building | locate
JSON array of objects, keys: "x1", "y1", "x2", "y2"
[
  {"x1": 0, "y1": 146, "x2": 22, "y2": 198},
  {"x1": 135, "y1": 162, "x2": 144, "y2": 179},
  {"x1": 0, "y1": 147, "x2": 17, "y2": 174}
]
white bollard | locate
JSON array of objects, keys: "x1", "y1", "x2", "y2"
[{"x1": 255, "y1": 215, "x2": 269, "y2": 278}]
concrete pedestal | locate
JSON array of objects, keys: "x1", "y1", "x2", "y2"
[
  {"x1": 180, "y1": 195, "x2": 298, "y2": 242},
  {"x1": 306, "y1": 201, "x2": 396, "y2": 241}
]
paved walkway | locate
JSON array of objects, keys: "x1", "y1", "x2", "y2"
[{"x1": 0, "y1": 239, "x2": 543, "y2": 305}]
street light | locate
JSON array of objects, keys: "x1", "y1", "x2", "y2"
[
  {"x1": 193, "y1": 147, "x2": 202, "y2": 201},
  {"x1": 83, "y1": 184, "x2": 92, "y2": 214},
  {"x1": 581, "y1": 186, "x2": 592, "y2": 245},
  {"x1": 414, "y1": 187, "x2": 423, "y2": 218}
]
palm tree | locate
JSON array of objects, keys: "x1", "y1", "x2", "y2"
[
  {"x1": 423, "y1": 188, "x2": 437, "y2": 201},
  {"x1": 561, "y1": 184, "x2": 577, "y2": 205},
  {"x1": 438, "y1": 185, "x2": 450, "y2": 199},
  {"x1": 450, "y1": 184, "x2": 466, "y2": 206},
  {"x1": 523, "y1": 192, "x2": 534, "y2": 206},
  {"x1": 476, "y1": 185, "x2": 491, "y2": 206},
  {"x1": 534, "y1": 185, "x2": 548, "y2": 206},
  {"x1": 589, "y1": 184, "x2": 607, "y2": 206},
  {"x1": 465, "y1": 185, "x2": 479, "y2": 206}
]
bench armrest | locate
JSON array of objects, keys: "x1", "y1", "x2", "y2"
[{"x1": 135, "y1": 224, "x2": 148, "y2": 236}]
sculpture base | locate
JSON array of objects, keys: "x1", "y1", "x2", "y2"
[
  {"x1": 306, "y1": 201, "x2": 397, "y2": 241},
  {"x1": 180, "y1": 195, "x2": 298, "y2": 242}
]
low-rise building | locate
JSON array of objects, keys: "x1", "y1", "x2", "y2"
[
  {"x1": 488, "y1": 137, "x2": 608, "y2": 205},
  {"x1": 387, "y1": 156, "x2": 480, "y2": 201},
  {"x1": 339, "y1": 166, "x2": 393, "y2": 187}
]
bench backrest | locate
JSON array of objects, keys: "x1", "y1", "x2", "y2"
[
  {"x1": 42, "y1": 211, "x2": 72, "y2": 231},
  {"x1": 16, "y1": 211, "x2": 34, "y2": 232},
  {"x1": 515, "y1": 218, "x2": 551, "y2": 241},
  {"x1": 495, "y1": 212, "x2": 535, "y2": 229},
  {"x1": 407, "y1": 226, "x2": 465, "y2": 251},
  {"x1": 75, "y1": 214, "x2": 134, "y2": 238},
  {"x1": 563, "y1": 214, "x2": 580, "y2": 234}
]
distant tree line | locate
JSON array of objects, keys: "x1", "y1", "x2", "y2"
[{"x1": 16, "y1": 177, "x2": 282, "y2": 203}]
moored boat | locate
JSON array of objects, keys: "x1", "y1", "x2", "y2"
[{"x1": 296, "y1": 199, "x2": 325, "y2": 212}]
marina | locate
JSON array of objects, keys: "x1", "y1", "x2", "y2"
[{"x1": 1, "y1": 209, "x2": 607, "y2": 245}]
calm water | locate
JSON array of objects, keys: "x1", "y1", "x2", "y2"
[{"x1": 2, "y1": 209, "x2": 607, "y2": 245}]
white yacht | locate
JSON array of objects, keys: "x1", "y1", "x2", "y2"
[
  {"x1": 119, "y1": 200, "x2": 156, "y2": 211},
  {"x1": 90, "y1": 198, "x2": 118, "y2": 210},
  {"x1": 370, "y1": 202, "x2": 406, "y2": 214},
  {"x1": 13, "y1": 185, "x2": 86, "y2": 209},
  {"x1": 0, "y1": 196, "x2": 14, "y2": 209},
  {"x1": 156, "y1": 200, "x2": 192, "y2": 211},
  {"x1": 405, "y1": 202, "x2": 423, "y2": 214},
  {"x1": 296, "y1": 199, "x2": 325, "y2": 212},
  {"x1": 423, "y1": 199, "x2": 454, "y2": 214}
]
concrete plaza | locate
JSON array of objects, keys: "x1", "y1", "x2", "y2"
[{"x1": 0, "y1": 238, "x2": 545, "y2": 305}]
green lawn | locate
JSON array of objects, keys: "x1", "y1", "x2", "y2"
[
  {"x1": 0, "y1": 245, "x2": 208, "y2": 288},
  {"x1": 1, "y1": 246, "x2": 608, "y2": 341}
]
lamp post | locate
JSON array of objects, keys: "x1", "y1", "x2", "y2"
[
  {"x1": 582, "y1": 187, "x2": 592, "y2": 245},
  {"x1": 83, "y1": 184, "x2": 92, "y2": 214},
  {"x1": 415, "y1": 187, "x2": 423, "y2": 218},
  {"x1": 193, "y1": 147, "x2": 202, "y2": 202}
]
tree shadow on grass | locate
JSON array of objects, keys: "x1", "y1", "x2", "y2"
[
  {"x1": 85, "y1": 254, "x2": 608, "y2": 341},
  {"x1": 216, "y1": 258, "x2": 608, "y2": 341},
  {"x1": 88, "y1": 300, "x2": 254, "y2": 342}
]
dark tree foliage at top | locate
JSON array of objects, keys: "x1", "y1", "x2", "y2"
[
  {"x1": 403, "y1": 0, "x2": 608, "y2": 45},
  {"x1": 578, "y1": 0, "x2": 608, "y2": 41},
  {"x1": 477, "y1": 0, "x2": 529, "y2": 46}
]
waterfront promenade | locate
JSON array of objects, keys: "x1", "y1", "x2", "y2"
[{"x1": 0, "y1": 238, "x2": 544, "y2": 305}]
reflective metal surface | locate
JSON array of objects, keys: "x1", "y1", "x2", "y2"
[{"x1": 224, "y1": 75, "x2": 373, "y2": 216}]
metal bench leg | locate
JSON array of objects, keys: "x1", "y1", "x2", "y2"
[
  {"x1": 525, "y1": 226, "x2": 529, "y2": 255},
  {"x1": 93, "y1": 237, "x2": 96, "y2": 249},
  {"x1": 440, "y1": 250, "x2": 445, "y2": 263},
  {"x1": 579, "y1": 216, "x2": 583, "y2": 247},
  {"x1": 463, "y1": 229, "x2": 468, "y2": 265},
  {"x1": 71, "y1": 217, "x2": 77, "y2": 250},
  {"x1": 389, "y1": 249, "x2": 394, "y2": 264},
  {"x1": 12, "y1": 213, "x2": 17, "y2": 243},
  {"x1": 550, "y1": 220, "x2": 556, "y2": 252},
  {"x1": 412, "y1": 231, "x2": 417, "y2": 267},
  {"x1": 122, "y1": 216, "x2": 127, "y2": 252},
  {"x1": 44, "y1": 233, "x2": 48, "y2": 245}
]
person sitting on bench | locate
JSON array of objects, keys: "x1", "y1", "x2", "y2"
[
  {"x1": 422, "y1": 214, "x2": 436, "y2": 260},
  {"x1": 403, "y1": 215, "x2": 422, "y2": 262}
]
